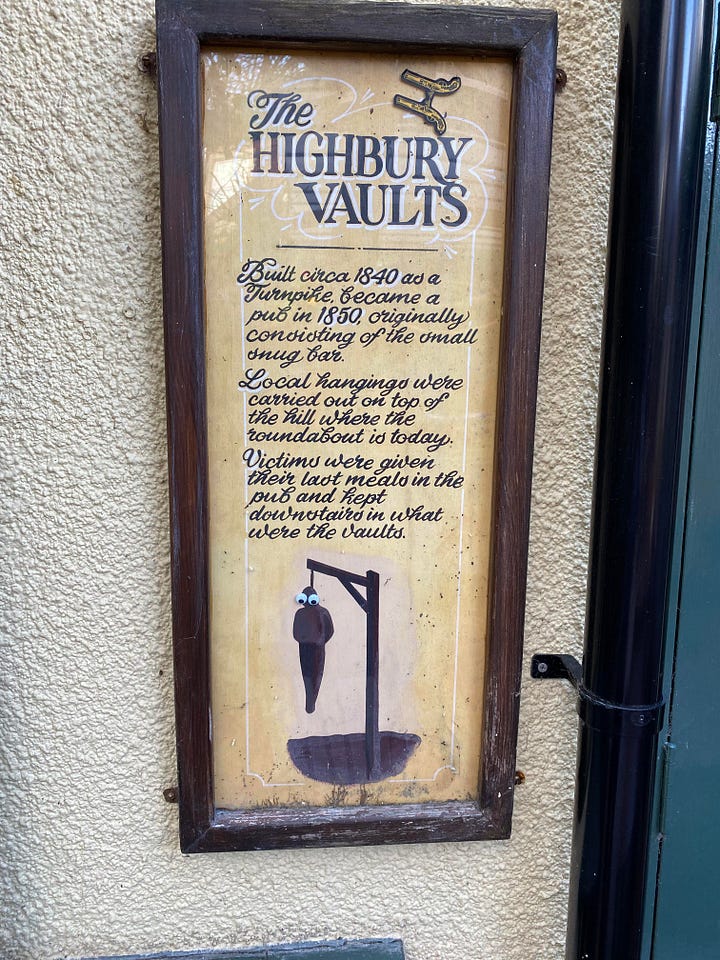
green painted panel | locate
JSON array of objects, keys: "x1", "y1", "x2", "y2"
[
  {"x1": 640, "y1": 50, "x2": 719, "y2": 958},
  {"x1": 651, "y1": 125, "x2": 720, "y2": 958}
]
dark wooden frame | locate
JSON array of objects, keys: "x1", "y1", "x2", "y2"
[{"x1": 156, "y1": 0, "x2": 557, "y2": 853}]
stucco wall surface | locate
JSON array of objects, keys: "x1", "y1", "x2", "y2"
[{"x1": 0, "y1": 1, "x2": 618, "y2": 958}]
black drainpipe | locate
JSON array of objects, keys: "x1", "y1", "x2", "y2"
[{"x1": 533, "y1": 2, "x2": 713, "y2": 958}]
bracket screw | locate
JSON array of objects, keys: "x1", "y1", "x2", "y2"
[
  {"x1": 138, "y1": 51, "x2": 158, "y2": 77},
  {"x1": 537, "y1": 661, "x2": 548, "y2": 674}
]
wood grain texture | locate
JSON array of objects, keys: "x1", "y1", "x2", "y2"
[
  {"x1": 156, "y1": 0, "x2": 557, "y2": 853},
  {"x1": 480, "y1": 11, "x2": 558, "y2": 827},
  {"x1": 158, "y1": 0, "x2": 551, "y2": 52},
  {"x1": 156, "y1": 11, "x2": 213, "y2": 852}
]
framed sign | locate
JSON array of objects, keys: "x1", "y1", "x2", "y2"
[{"x1": 156, "y1": 0, "x2": 556, "y2": 852}]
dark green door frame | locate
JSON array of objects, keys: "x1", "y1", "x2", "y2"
[{"x1": 642, "y1": 33, "x2": 720, "y2": 958}]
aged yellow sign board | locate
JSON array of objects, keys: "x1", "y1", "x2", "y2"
[
  {"x1": 157, "y1": 0, "x2": 556, "y2": 851},
  {"x1": 202, "y1": 49, "x2": 513, "y2": 809}
]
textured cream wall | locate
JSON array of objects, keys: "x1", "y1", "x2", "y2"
[{"x1": 0, "y1": 1, "x2": 617, "y2": 958}]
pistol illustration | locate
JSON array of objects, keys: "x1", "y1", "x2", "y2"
[{"x1": 393, "y1": 69, "x2": 462, "y2": 135}]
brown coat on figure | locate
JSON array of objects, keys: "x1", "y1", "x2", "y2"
[{"x1": 293, "y1": 586, "x2": 334, "y2": 713}]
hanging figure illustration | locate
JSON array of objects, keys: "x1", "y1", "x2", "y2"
[
  {"x1": 288, "y1": 560, "x2": 420, "y2": 784},
  {"x1": 293, "y1": 585, "x2": 334, "y2": 713}
]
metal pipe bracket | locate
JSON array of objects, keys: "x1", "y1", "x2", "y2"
[{"x1": 531, "y1": 654, "x2": 665, "y2": 737}]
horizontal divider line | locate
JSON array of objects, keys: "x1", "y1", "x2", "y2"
[{"x1": 276, "y1": 244, "x2": 438, "y2": 252}]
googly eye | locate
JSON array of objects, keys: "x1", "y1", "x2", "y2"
[
  {"x1": 295, "y1": 593, "x2": 307, "y2": 604},
  {"x1": 307, "y1": 593, "x2": 320, "y2": 605}
]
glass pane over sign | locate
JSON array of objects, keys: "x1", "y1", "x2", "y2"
[{"x1": 202, "y1": 48, "x2": 512, "y2": 809}]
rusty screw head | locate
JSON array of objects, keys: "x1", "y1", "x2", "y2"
[
  {"x1": 556, "y1": 67, "x2": 568, "y2": 91},
  {"x1": 138, "y1": 51, "x2": 158, "y2": 77},
  {"x1": 163, "y1": 786, "x2": 178, "y2": 803}
]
